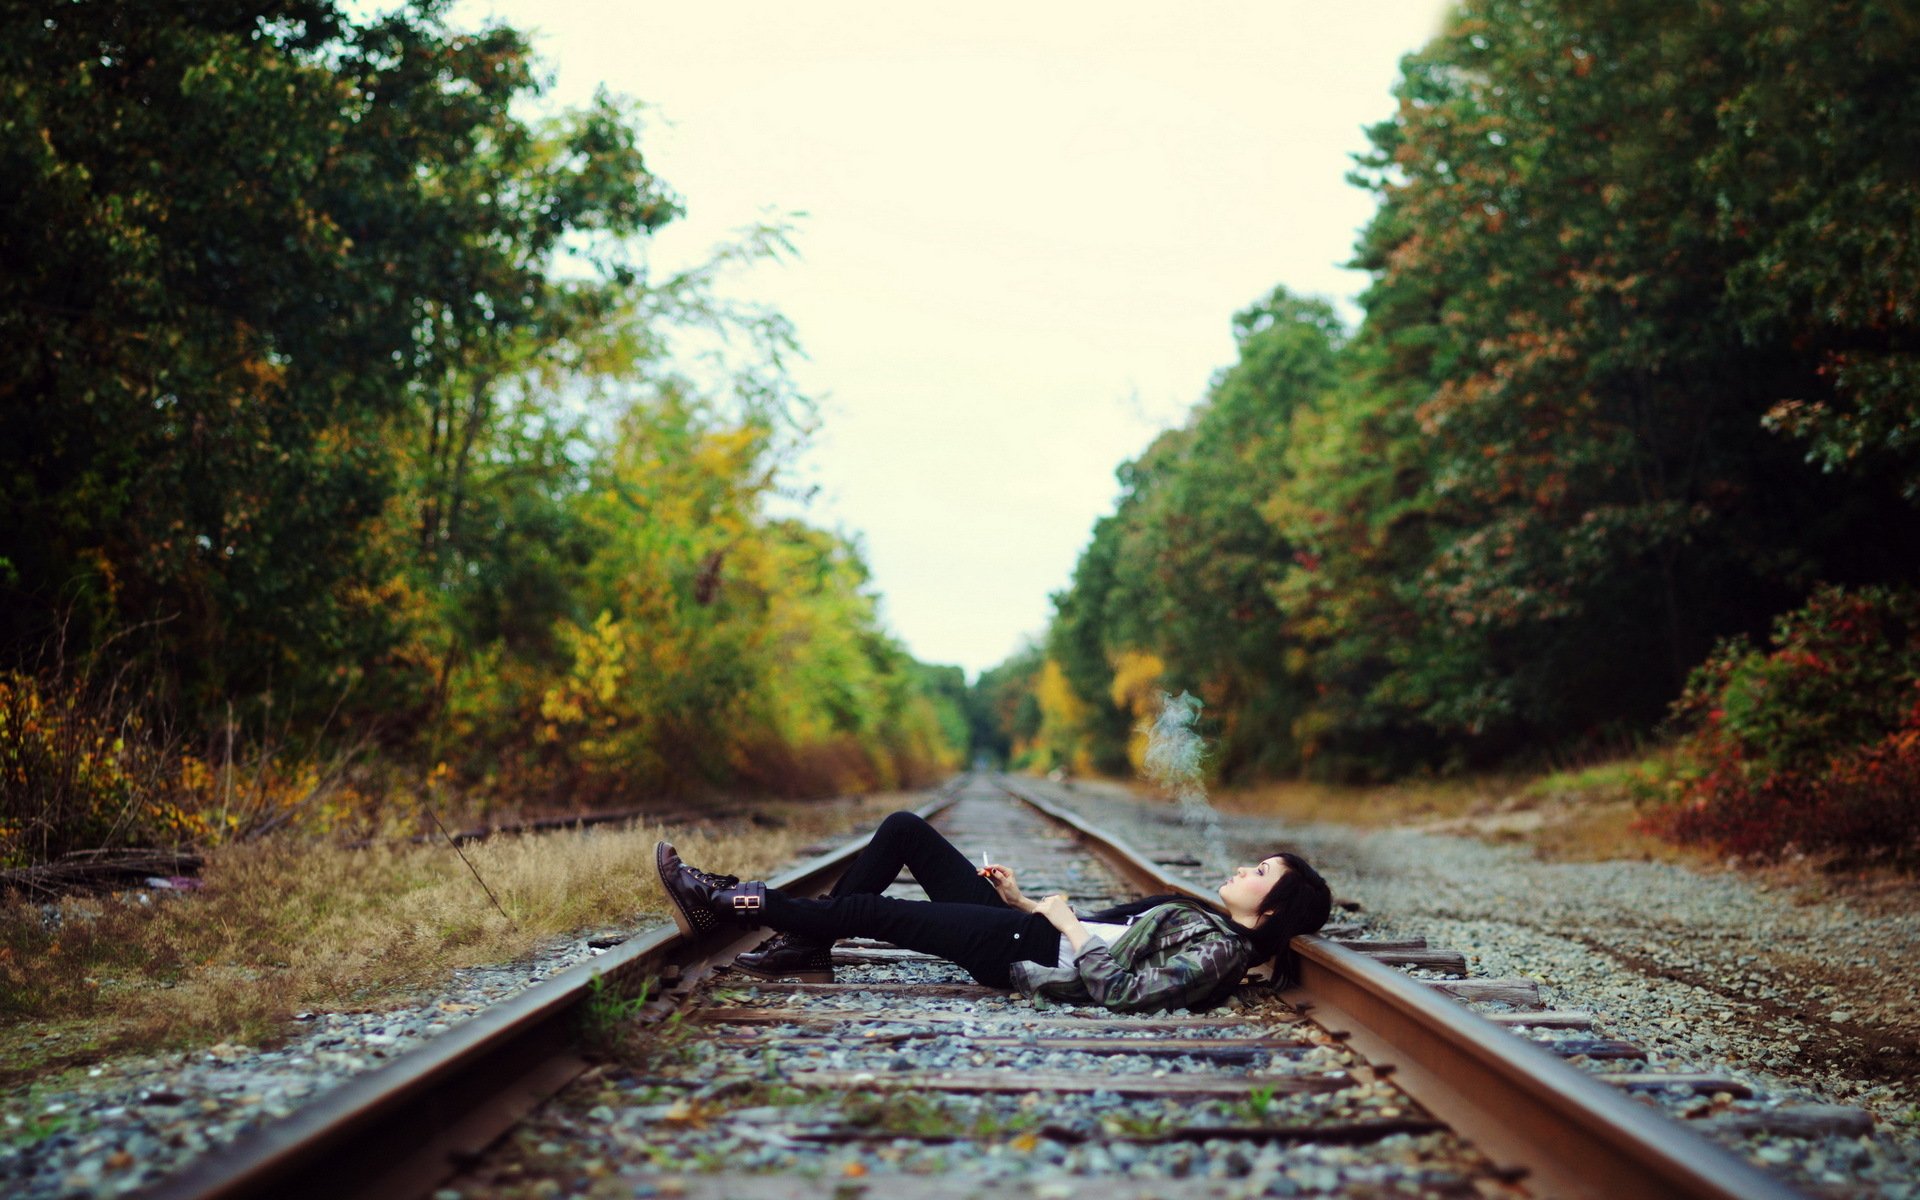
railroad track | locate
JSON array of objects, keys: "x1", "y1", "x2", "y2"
[{"x1": 145, "y1": 773, "x2": 1843, "y2": 1200}]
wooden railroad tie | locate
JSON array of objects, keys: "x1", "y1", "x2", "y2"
[
  {"x1": 692, "y1": 1006, "x2": 1307, "y2": 1031},
  {"x1": 768, "y1": 1068, "x2": 1353, "y2": 1097},
  {"x1": 714, "y1": 1033, "x2": 1316, "y2": 1061}
]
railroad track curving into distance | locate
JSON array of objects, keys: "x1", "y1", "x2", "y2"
[{"x1": 145, "y1": 773, "x2": 1830, "y2": 1200}]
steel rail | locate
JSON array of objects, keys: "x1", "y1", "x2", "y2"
[
  {"x1": 993, "y1": 775, "x2": 1807, "y2": 1200},
  {"x1": 141, "y1": 786, "x2": 963, "y2": 1200}
]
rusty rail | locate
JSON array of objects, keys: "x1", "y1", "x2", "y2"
[{"x1": 1286, "y1": 938, "x2": 1804, "y2": 1200}]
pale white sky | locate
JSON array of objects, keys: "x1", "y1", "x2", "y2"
[{"x1": 453, "y1": 1, "x2": 1453, "y2": 678}]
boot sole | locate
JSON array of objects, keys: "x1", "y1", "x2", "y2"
[{"x1": 655, "y1": 842, "x2": 699, "y2": 938}]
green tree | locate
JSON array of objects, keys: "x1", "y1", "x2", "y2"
[
  {"x1": 968, "y1": 643, "x2": 1043, "y2": 769},
  {"x1": 0, "y1": 1, "x2": 672, "y2": 721},
  {"x1": 1285, "y1": 0, "x2": 1920, "y2": 766},
  {"x1": 1702, "y1": 1, "x2": 1920, "y2": 498},
  {"x1": 1041, "y1": 289, "x2": 1342, "y2": 779}
]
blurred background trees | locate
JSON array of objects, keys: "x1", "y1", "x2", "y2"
[
  {"x1": 987, "y1": 0, "x2": 1920, "y2": 856},
  {"x1": 0, "y1": 0, "x2": 961, "y2": 865}
]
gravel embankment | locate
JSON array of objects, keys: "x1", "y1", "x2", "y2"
[
  {"x1": 1, "y1": 926, "x2": 639, "y2": 1199},
  {"x1": 2, "y1": 795, "x2": 907, "y2": 1199},
  {"x1": 1040, "y1": 777, "x2": 1920, "y2": 1199}
]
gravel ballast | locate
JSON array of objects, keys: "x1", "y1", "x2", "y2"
[
  {"x1": 1039, "y1": 777, "x2": 1920, "y2": 1199},
  {"x1": 0, "y1": 928, "x2": 636, "y2": 1199},
  {"x1": 8, "y1": 775, "x2": 1916, "y2": 1198}
]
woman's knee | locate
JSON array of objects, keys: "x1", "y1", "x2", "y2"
[{"x1": 877, "y1": 810, "x2": 930, "y2": 838}]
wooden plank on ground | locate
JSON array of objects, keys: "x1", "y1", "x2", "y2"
[
  {"x1": 1328, "y1": 937, "x2": 1428, "y2": 951},
  {"x1": 752, "y1": 982, "x2": 1009, "y2": 999},
  {"x1": 831, "y1": 948, "x2": 939, "y2": 964},
  {"x1": 1697, "y1": 1105, "x2": 1874, "y2": 1138},
  {"x1": 1478, "y1": 1011, "x2": 1594, "y2": 1029},
  {"x1": 1595, "y1": 1073, "x2": 1755, "y2": 1098},
  {"x1": 1537, "y1": 1037, "x2": 1647, "y2": 1061},
  {"x1": 1361, "y1": 949, "x2": 1468, "y2": 972},
  {"x1": 1424, "y1": 977, "x2": 1541, "y2": 1006},
  {"x1": 791, "y1": 1117, "x2": 1447, "y2": 1146},
  {"x1": 619, "y1": 1176, "x2": 1474, "y2": 1200},
  {"x1": 1047, "y1": 1117, "x2": 1449, "y2": 1145}
]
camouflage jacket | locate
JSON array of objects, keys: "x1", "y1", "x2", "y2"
[{"x1": 1007, "y1": 900, "x2": 1251, "y2": 1013}]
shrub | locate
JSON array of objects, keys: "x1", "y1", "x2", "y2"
[
  {"x1": 0, "y1": 671, "x2": 173, "y2": 868},
  {"x1": 0, "y1": 670, "x2": 361, "y2": 869},
  {"x1": 1654, "y1": 585, "x2": 1920, "y2": 859}
]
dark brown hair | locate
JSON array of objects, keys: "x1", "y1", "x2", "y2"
[{"x1": 1240, "y1": 851, "x2": 1332, "y2": 985}]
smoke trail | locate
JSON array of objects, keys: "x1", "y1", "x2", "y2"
[{"x1": 1140, "y1": 690, "x2": 1226, "y2": 869}]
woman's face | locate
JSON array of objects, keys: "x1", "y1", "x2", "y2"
[{"x1": 1218, "y1": 856, "x2": 1288, "y2": 913}]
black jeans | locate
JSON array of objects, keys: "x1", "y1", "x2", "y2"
[{"x1": 761, "y1": 811, "x2": 1061, "y2": 988}]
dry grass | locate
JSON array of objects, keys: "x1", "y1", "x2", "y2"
[
  {"x1": 0, "y1": 792, "x2": 907, "y2": 1085},
  {"x1": 1213, "y1": 755, "x2": 1710, "y2": 867},
  {"x1": 1211, "y1": 775, "x2": 1512, "y2": 829}
]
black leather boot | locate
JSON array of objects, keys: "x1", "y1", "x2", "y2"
[
  {"x1": 656, "y1": 842, "x2": 767, "y2": 938},
  {"x1": 733, "y1": 932, "x2": 834, "y2": 983}
]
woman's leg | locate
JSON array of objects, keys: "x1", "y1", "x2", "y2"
[
  {"x1": 764, "y1": 890, "x2": 1058, "y2": 988},
  {"x1": 828, "y1": 811, "x2": 1003, "y2": 907}
]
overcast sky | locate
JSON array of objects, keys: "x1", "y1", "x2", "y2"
[{"x1": 452, "y1": 1, "x2": 1453, "y2": 677}]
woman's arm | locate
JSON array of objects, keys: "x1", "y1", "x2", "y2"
[{"x1": 1063, "y1": 909, "x2": 1248, "y2": 1012}]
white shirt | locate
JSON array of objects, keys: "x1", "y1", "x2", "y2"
[{"x1": 1057, "y1": 920, "x2": 1133, "y2": 969}]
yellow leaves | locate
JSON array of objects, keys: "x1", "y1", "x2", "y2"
[
  {"x1": 540, "y1": 611, "x2": 630, "y2": 731},
  {"x1": 1022, "y1": 659, "x2": 1092, "y2": 774},
  {"x1": 178, "y1": 754, "x2": 215, "y2": 793},
  {"x1": 693, "y1": 425, "x2": 763, "y2": 483},
  {"x1": 1109, "y1": 649, "x2": 1167, "y2": 775},
  {"x1": 583, "y1": 613, "x2": 627, "y2": 704},
  {"x1": 83, "y1": 547, "x2": 121, "y2": 605},
  {"x1": 662, "y1": 1098, "x2": 719, "y2": 1130},
  {"x1": 1108, "y1": 650, "x2": 1166, "y2": 714}
]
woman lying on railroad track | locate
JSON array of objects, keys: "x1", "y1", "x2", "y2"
[{"x1": 655, "y1": 810, "x2": 1332, "y2": 1013}]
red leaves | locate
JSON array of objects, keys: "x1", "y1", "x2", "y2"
[{"x1": 1660, "y1": 585, "x2": 1920, "y2": 858}]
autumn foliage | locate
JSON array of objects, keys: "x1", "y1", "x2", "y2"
[{"x1": 1656, "y1": 587, "x2": 1920, "y2": 859}]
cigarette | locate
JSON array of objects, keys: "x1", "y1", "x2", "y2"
[{"x1": 982, "y1": 851, "x2": 992, "y2": 868}]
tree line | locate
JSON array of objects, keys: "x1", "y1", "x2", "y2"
[
  {"x1": 0, "y1": 1, "x2": 963, "y2": 866},
  {"x1": 986, "y1": 0, "x2": 1920, "y2": 856}
]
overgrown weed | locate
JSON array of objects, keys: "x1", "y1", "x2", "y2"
[
  {"x1": 1238, "y1": 1083, "x2": 1278, "y2": 1121},
  {"x1": 838, "y1": 1090, "x2": 1039, "y2": 1140},
  {"x1": 577, "y1": 974, "x2": 657, "y2": 1059}
]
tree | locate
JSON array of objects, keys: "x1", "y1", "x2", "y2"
[
  {"x1": 1291, "y1": 0, "x2": 1920, "y2": 762},
  {"x1": 1041, "y1": 288, "x2": 1343, "y2": 780},
  {"x1": 0, "y1": 1, "x2": 672, "y2": 720}
]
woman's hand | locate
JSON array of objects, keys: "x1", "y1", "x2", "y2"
[
  {"x1": 979, "y1": 864, "x2": 1033, "y2": 913},
  {"x1": 1033, "y1": 893, "x2": 1090, "y2": 950}
]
